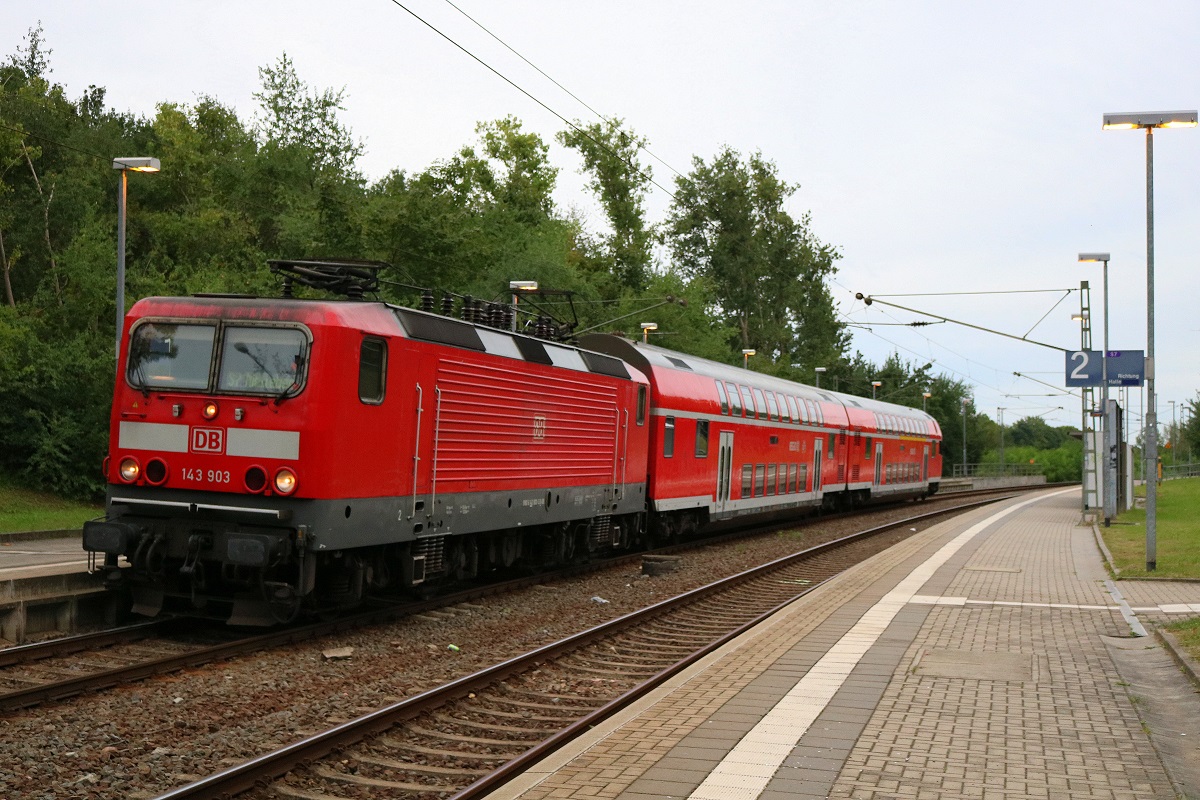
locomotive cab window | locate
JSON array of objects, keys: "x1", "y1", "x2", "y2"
[
  {"x1": 636, "y1": 386, "x2": 647, "y2": 425},
  {"x1": 358, "y1": 337, "x2": 387, "y2": 404},
  {"x1": 127, "y1": 322, "x2": 216, "y2": 390},
  {"x1": 218, "y1": 326, "x2": 309, "y2": 395}
]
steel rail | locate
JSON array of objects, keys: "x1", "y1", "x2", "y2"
[{"x1": 152, "y1": 493, "x2": 1012, "y2": 800}]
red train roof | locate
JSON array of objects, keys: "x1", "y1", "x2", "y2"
[{"x1": 578, "y1": 333, "x2": 940, "y2": 437}]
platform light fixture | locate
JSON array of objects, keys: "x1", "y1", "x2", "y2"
[
  {"x1": 508, "y1": 280, "x2": 538, "y2": 331},
  {"x1": 742, "y1": 349, "x2": 755, "y2": 368},
  {"x1": 640, "y1": 322, "x2": 657, "y2": 343},
  {"x1": 814, "y1": 366, "x2": 826, "y2": 388},
  {"x1": 1104, "y1": 109, "x2": 1197, "y2": 569},
  {"x1": 112, "y1": 157, "x2": 161, "y2": 367},
  {"x1": 922, "y1": 391, "x2": 932, "y2": 412},
  {"x1": 871, "y1": 380, "x2": 881, "y2": 399}
]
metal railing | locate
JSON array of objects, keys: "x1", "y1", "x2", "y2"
[
  {"x1": 951, "y1": 463, "x2": 1046, "y2": 479},
  {"x1": 1163, "y1": 462, "x2": 1200, "y2": 480}
]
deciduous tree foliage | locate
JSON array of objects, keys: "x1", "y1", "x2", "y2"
[{"x1": 0, "y1": 30, "x2": 989, "y2": 498}]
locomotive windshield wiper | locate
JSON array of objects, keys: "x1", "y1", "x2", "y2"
[{"x1": 274, "y1": 353, "x2": 305, "y2": 405}]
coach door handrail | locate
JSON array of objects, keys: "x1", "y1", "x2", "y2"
[
  {"x1": 409, "y1": 384, "x2": 423, "y2": 521},
  {"x1": 621, "y1": 409, "x2": 629, "y2": 497}
]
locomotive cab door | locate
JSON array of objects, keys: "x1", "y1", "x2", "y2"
[{"x1": 716, "y1": 431, "x2": 734, "y2": 512}]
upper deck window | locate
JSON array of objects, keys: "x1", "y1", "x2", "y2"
[
  {"x1": 727, "y1": 382, "x2": 743, "y2": 416},
  {"x1": 218, "y1": 326, "x2": 308, "y2": 395},
  {"x1": 765, "y1": 392, "x2": 780, "y2": 421},
  {"x1": 715, "y1": 381, "x2": 729, "y2": 415},
  {"x1": 752, "y1": 388, "x2": 767, "y2": 419},
  {"x1": 128, "y1": 322, "x2": 216, "y2": 390}
]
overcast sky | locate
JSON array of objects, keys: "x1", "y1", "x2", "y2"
[{"x1": 5, "y1": 1, "x2": 1198, "y2": 432}]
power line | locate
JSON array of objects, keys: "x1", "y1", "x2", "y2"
[
  {"x1": 439, "y1": 0, "x2": 687, "y2": 182},
  {"x1": 384, "y1": 0, "x2": 681, "y2": 203}
]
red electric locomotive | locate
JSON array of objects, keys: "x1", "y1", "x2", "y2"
[
  {"x1": 579, "y1": 335, "x2": 943, "y2": 536},
  {"x1": 84, "y1": 261, "x2": 651, "y2": 625}
]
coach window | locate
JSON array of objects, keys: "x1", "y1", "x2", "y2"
[
  {"x1": 727, "y1": 382, "x2": 743, "y2": 416},
  {"x1": 784, "y1": 395, "x2": 798, "y2": 424},
  {"x1": 742, "y1": 465, "x2": 754, "y2": 496},
  {"x1": 715, "y1": 382, "x2": 729, "y2": 415},
  {"x1": 695, "y1": 420, "x2": 710, "y2": 457},
  {"x1": 828, "y1": 432, "x2": 836, "y2": 454},
  {"x1": 663, "y1": 416, "x2": 676, "y2": 457},
  {"x1": 358, "y1": 338, "x2": 387, "y2": 404},
  {"x1": 788, "y1": 464, "x2": 798, "y2": 493},
  {"x1": 754, "y1": 464, "x2": 766, "y2": 496},
  {"x1": 864, "y1": 436, "x2": 873, "y2": 457},
  {"x1": 765, "y1": 392, "x2": 780, "y2": 421},
  {"x1": 739, "y1": 385, "x2": 754, "y2": 417},
  {"x1": 636, "y1": 386, "x2": 647, "y2": 425},
  {"x1": 765, "y1": 464, "x2": 777, "y2": 496},
  {"x1": 752, "y1": 388, "x2": 767, "y2": 419}
]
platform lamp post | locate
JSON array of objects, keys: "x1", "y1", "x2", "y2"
[
  {"x1": 1103, "y1": 110, "x2": 1197, "y2": 569},
  {"x1": 922, "y1": 391, "x2": 931, "y2": 412},
  {"x1": 639, "y1": 322, "x2": 657, "y2": 344},
  {"x1": 998, "y1": 407, "x2": 1007, "y2": 476},
  {"x1": 814, "y1": 366, "x2": 826, "y2": 389},
  {"x1": 871, "y1": 381, "x2": 881, "y2": 399},
  {"x1": 508, "y1": 280, "x2": 538, "y2": 332},
  {"x1": 112, "y1": 157, "x2": 160, "y2": 364},
  {"x1": 961, "y1": 398, "x2": 969, "y2": 476},
  {"x1": 1079, "y1": 253, "x2": 1115, "y2": 525},
  {"x1": 742, "y1": 349, "x2": 755, "y2": 368}
]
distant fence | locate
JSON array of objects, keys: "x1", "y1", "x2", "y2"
[
  {"x1": 1163, "y1": 462, "x2": 1200, "y2": 480},
  {"x1": 951, "y1": 463, "x2": 1046, "y2": 479}
]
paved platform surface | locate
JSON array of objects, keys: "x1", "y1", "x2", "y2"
[
  {"x1": 483, "y1": 489, "x2": 1200, "y2": 800},
  {"x1": 0, "y1": 533, "x2": 90, "y2": 581}
]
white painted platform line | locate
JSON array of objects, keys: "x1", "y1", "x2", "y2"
[{"x1": 687, "y1": 489, "x2": 1073, "y2": 800}]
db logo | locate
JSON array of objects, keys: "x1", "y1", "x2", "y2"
[{"x1": 190, "y1": 427, "x2": 225, "y2": 454}]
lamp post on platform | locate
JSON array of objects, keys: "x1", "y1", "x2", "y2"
[
  {"x1": 742, "y1": 349, "x2": 755, "y2": 368},
  {"x1": 922, "y1": 392, "x2": 931, "y2": 412},
  {"x1": 871, "y1": 381, "x2": 881, "y2": 399},
  {"x1": 640, "y1": 322, "x2": 657, "y2": 344},
  {"x1": 814, "y1": 366, "x2": 826, "y2": 389},
  {"x1": 1103, "y1": 109, "x2": 1197, "y2": 569},
  {"x1": 112, "y1": 156, "x2": 160, "y2": 364}
]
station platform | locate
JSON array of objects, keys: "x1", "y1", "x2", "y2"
[
  {"x1": 484, "y1": 488, "x2": 1200, "y2": 800},
  {"x1": 0, "y1": 531, "x2": 114, "y2": 641}
]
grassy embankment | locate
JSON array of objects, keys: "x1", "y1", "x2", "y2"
[
  {"x1": 0, "y1": 477, "x2": 102, "y2": 534},
  {"x1": 1100, "y1": 476, "x2": 1200, "y2": 664}
]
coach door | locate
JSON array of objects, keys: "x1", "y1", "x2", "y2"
[
  {"x1": 812, "y1": 437, "x2": 823, "y2": 497},
  {"x1": 716, "y1": 431, "x2": 734, "y2": 512},
  {"x1": 922, "y1": 445, "x2": 930, "y2": 483}
]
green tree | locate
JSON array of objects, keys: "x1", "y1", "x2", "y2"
[
  {"x1": 558, "y1": 118, "x2": 653, "y2": 292},
  {"x1": 665, "y1": 146, "x2": 847, "y2": 369}
]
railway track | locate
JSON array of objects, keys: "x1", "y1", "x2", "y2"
[
  {"x1": 0, "y1": 485, "x2": 1050, "y2": 716},
  {"x1": 152, "y1": 492, "x2": 1015, "y2": 800}
]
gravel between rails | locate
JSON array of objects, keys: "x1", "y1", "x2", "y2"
[{"x1": 0, "y1": 502, "x2": 959, "y2": 800}]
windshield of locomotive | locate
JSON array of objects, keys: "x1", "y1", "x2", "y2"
[
  {"x1": 217, "y1": 326, "x2": 307, "y2": 394},
  {"x1": 127, "y1": 322, "x2": 216, "y2": 390}
]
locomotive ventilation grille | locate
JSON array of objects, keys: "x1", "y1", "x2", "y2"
[
  {"x1": 414, "y1": 536, "x2": 446, "y2": 576},
  {"x1": 588, "y1": 515, "x2": 614, "y2": 550}
]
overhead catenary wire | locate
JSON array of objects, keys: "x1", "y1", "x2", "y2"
[{"x1": 384, "y1": 0, "x2": 682, "y2": 203}]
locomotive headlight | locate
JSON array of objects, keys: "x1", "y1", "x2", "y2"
[
  {"x1": 273, "y1": 467, "x2": 298, "y2": 495},
  {"x1": 118, "y1": 457, "x2": 141, "y2": 483},
  {"x1": 202, "y1": 401, "x2": 220, "y2": 420}
]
